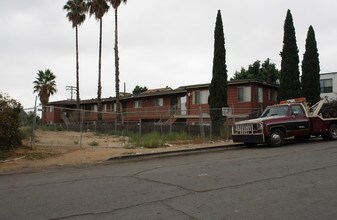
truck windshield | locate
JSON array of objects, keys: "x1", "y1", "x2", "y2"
[{"x1": 260, "y1": 105, "x2": 289, "y2": 118}]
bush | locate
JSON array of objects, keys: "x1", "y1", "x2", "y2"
[
  {"x1": 20, "y1": 126, "x2": 32, "y2": 140},
  {"x1": 89, "y1": 140, "x2": 99, "y2": 146},
  {"x1": 40, "y1": 125, "x2": 65, "y2": 131},
  {"x1": 129, "y1": 132, "x2": 162, "y2": 148},
  {"x1": 0, "y1": 93, "x2": 23, "y2": 150}
]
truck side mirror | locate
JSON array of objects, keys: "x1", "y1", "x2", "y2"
[{"x1": 292, "y1": 110, "x2": 299, "y2": 116}]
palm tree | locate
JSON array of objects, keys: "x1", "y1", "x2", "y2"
[
  {"x1": 33, "y1": 69, "x2": 57, "y2": 124},
  {"x1": 87, "y1": 0, "x2": 109, "y2": 121},
  {"x1": 63, "y1": 0, "x2": 88, "y2": 115},
  {"x1": 107, "y1": 0, "x2": 127, "y2": 121}
]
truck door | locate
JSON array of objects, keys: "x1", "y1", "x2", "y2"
[{"x1": 288, "y1": 104, "x2": 310, "y2": 136}]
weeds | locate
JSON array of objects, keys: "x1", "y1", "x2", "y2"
[
  {"x1": 0, "y1": 150, "x2": 7, "y2": 160},
  {"x1": 89, "y1": 140, "x2": 99, "y2": 146},
  {"x1": 0, "y1": 146, "x2": 60, "y2": 161},
  {"x1": 128, "y1": 132, "x2": 192, "y2": 149},
  {"x1": 39, "y1": 125, "x2": 65, "y2": 132},
  {"x1": 20, "y1": 126, "x2": 32, "y2": 140},
  {"x1": 24, "y1": 152, "x2": 61, "y2": 160}
]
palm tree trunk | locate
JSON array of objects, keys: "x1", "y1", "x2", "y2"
[
  {"x1": 42, "y1": 102, "x2": 47, "y2": 125},
  {"x1": 41, "y1": 90, "x2": 48, "y2": 126},
  {"x1": 114, "y1": 7, "x2": 121, "y2": 122},
  {"x1": 97, "y1": 18, "x2": 103, "y2": 122},
  {"x1": 75, "y1": 25, "x2": 81, "y2": 121}
]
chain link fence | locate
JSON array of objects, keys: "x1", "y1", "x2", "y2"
[{"x1": 23, "y1": 105, "x2": 263, "y2": 147}]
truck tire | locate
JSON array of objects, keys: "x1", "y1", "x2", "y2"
[
  {"x1": 322, "y1": 134, "x2": 330, "y2": 141},
  {"x1": 329, "y1": 109, "x2": 337, "y2": 118},
  {"x1": 267, "y1": 129, "x2": 285, "y2": 147},
  {"x1": 328, "y1": 124, "x2": 337, "y2": 140},
  {"x1": 321, "y1": 108, "x2": 330, "y2": 118}
]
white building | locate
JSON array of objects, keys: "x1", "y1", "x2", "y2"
[{"x1": 320, "y1": 72, "x2": 337, "y2": 100}]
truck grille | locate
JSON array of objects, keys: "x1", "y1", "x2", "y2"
[
  {"x1": 232, "y1": 123, "x2": 262, "y2": 135},
  {"x1": 233, "y1": 124, "x2": 254, "y2": 135}
]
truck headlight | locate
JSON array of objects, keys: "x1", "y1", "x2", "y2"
[{"x1": 253, "y1": 123, "x2": 263, "y2": 132}]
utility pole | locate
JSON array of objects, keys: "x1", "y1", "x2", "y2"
[{"x1": 66, "y1": 86, "x2": 77, "y2": 100}]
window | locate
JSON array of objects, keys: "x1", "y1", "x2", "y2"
[
  {"x1": 291, "y1": 105, "x2": 305, "y2": 116},
  {"x1": 84, "y1": 105, "x2": 91, "y2": 116},
  {"x1": 193, "y1": 90, "x2": 209, "y2": 104},
  {"x1": 134, "y1": 100, "x2": 142, "y2": 108},
  {"x1": 256, "y1": 87, "x2": 263, "y2": 103},
  {"x1": 261, "y1": 106, "x2": 289, "y2": 117},
  {"x1": 110, "y1": 103, "x2": 116, "y2": 112},
  {"x1": 238, "y1": 86, "x2": 251, "y2": 102},
  {"x1": 153, "y1": 98, "x2": 163, "y2": 107},
  {"x1": 320, "y1": 79, "x2": 333, "y2": 93},
  {"x1": 48, "y1": 106, "x2": 54, "y2": 113},
  {"x1": 269, "y1": 89, "x2": 277, "y2": 102},
  {"x1": 93, "y1": 105, "x2": 98, "y2": 112}
]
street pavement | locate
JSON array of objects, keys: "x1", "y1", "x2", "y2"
[{"x1": 1, "y1": 139, "x2": 337, "y2": 219}]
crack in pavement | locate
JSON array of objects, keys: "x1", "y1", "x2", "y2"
[
  {"x1": 49, "y1": 193, "x2": 195, "y2": 220},
  {"x1": 193, "y1": 163, "x2": 337, "y2": 193},
  {"x1": 160, "y1": 200, "x2": 199, "y2": 220},
  {"x1": 45, "y1": 162, "x2": 337, "y2": 220},
  {"x1": 131, "y1": 163, "x2": 337, "y2": 194}
]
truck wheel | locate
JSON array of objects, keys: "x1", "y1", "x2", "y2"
[
  {"x1": 267, "y1": 129, "x2": 285, "y2": 147},
  {"x1": 322, "y1": 134, "x2": 330, "y2": 141},
  {"x1": 329, "y1": 109, "x2": 337, "y2": 118},
  {"x1": 328, "y1": 124, "x2": 337, "y2": 140}
]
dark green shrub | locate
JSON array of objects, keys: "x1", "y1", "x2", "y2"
[{"x1": 0, "y1": 93, "x2": 23, "y2": 150}]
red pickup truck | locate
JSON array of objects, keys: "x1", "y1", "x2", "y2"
[{"x1": 232, "y1": 98, "x2": 337, "y2": 147}]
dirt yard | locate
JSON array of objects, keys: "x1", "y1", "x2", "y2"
[{"x1": 0, "y1": 130, "x2": 231, "y2": 173}]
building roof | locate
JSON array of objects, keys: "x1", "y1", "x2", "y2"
[
  {"x1": 49, "y1": 79, "x2": 278, "y2": 106},
  {"x1": 49, "y1": 88, "x2": 186, "y2": 105},
  {"x1": 320, "y1": 72, "x2": 337, "y2": 76},
  {"x1": 132, "y1": 87, "x2": 186, "y2": 99},
  {"x1": 179, "y1": 79, "x2": 279, "y2": 90}
]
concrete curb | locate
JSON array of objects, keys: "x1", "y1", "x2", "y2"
[{"x1": 107, "y1": 143, "x2": 244, "y2": 161}]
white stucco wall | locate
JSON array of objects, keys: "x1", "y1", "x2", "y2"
[{"x1": 320, "y1": 72, "x2": 337, "y2": 100}]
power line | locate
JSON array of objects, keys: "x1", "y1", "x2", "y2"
[{"x1": 66, "y1": 86, "x2": 77, "y2": 100}]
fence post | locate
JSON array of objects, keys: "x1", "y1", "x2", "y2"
[
  {"x1": 139, "y1": 119, "x2": 142, "y2": 135},
  {"x1": 199, "y1": 105, "x2": 205, "y2": 143},
  {"x1": 226, "y1": 122, "x2": 229, "y2": 142},
  {"x1": 80, "y1": 109, "x2": 84, "y2": 147},
  {"x1": 210, "y1": 120, "x2": 212, "y2": 141},
  {"x1": 31, "y1": 96, "x2": 37, "y2": 148}
]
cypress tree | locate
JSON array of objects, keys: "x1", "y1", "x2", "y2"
[
  {"x1": 208, "y1": 10, "x2": 228, "y2": 136},
  {"x1": 301, "y1": 26, "x2": 321, "y2": 105},
  {"x1": 278, "y1": 9, "x2": 302, "y2": 101}
]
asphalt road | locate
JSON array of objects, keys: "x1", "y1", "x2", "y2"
[{"x1": 1, "y1": 139, "x2": 337, "y2": 220}]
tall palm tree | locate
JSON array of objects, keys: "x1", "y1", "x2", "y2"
[
  {"x1": 33, "y1": 69, "x2": 57, "y2": 124},
  {"x1": 63, "y1": 0, "x2": 88, "y2": 115},
  {"x1": 107, "y1": 0, "x2": 127, "y2": 120},
  {"x1": 87, "y1": 0, "x2": 109, "y2": 122}
]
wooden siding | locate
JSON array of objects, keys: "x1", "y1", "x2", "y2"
[{"x1": 46, "y1": 81, "x2": 278, "y2": 124}]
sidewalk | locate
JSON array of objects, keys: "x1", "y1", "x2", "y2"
[{"x1": 108, "y1": 140, "x2": 241, "y2": 161}]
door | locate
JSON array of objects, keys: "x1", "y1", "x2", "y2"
[
  {"x1": 287, "y1": 104, "x2": 310, "y2": 136},
  {"x1": 180, "y1": 96, "x2": 187, "y2": 115}
]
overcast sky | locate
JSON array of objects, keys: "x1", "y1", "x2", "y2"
[{"x1": 1, "y1": 0, "x2": 336, "y2": 109}]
